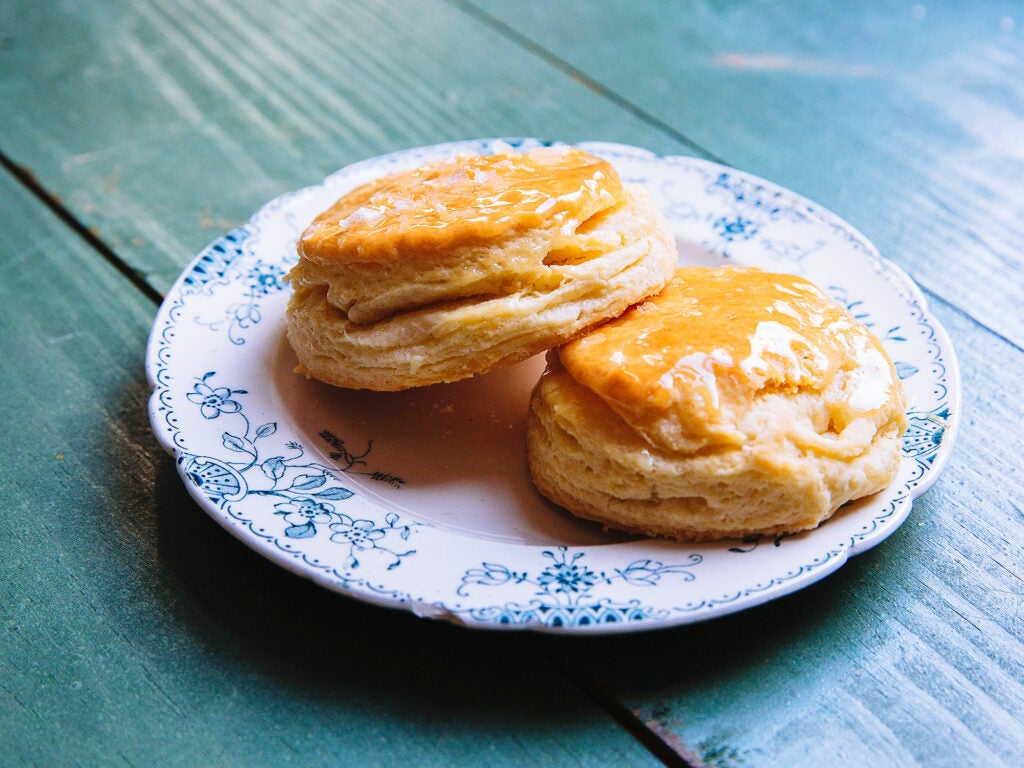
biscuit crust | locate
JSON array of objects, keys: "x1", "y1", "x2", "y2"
[
  {"x1": 285, "y1": 148, "x2": 677, "y2": 390},
  {"x1": 527, "y1": 267, "x2": 909, "y2": 541}
]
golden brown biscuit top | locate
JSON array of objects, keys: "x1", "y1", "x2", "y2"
[
  {"x1": 299, "y1": 147, "x2": 625, "y2": 262},
  {"x1": 559, "y1": 266, "x2": 903, "y2": 451}
]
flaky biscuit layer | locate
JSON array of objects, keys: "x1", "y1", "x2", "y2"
[
  {"x1": 527, "y1": 267, "x2": 908, "y2": 542},
  {"x1": 286, "y1": 183, "x2": 676, "y2": 390},
  {"x1": 528, "y1": 355, "x2": 905, "y2": 541}
]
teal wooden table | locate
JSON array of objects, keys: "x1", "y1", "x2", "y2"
[{"x1": 2, "y1": 2, "x2": 1022, "y2": 765}]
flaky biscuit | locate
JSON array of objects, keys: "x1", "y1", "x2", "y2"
[
  {"x1": 527, "y1": 266, "x2": 908, "y2": 542},
  {"x1": 285, "y1": 146, "x2": 677, "y2": 390}
]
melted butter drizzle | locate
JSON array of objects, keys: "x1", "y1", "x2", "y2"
[
  {"x1": 561, "y1": 266, "x2": 899, "y2": 444},
  {"x1": 300, "y1": 147, "x2": 624, "y2": 261}
]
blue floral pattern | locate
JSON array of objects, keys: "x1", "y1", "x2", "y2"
[
  {"x1": 192, "y1": 252, "x2": 288, "y2": 345},
  {"x1": 903, "y1": 406, "x2": 951, "y2": 467},
  {"x1": 456, "y1": 549, "x2": 703, "y2": 628},
  {"x1": 179, "y1": 372, "x2": 416, "y2": 571},
  {"x1": 713, "y1": 214, "x2": 759, "y2": 242},
  {"x1": 186, "y1": 378, "x2": 244, "y2": 418},
  {"x1": 147, "y1": 138, "x2": 959, "y2": 633}
]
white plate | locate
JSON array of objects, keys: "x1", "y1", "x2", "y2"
[{"x1": 146, "y1": 139, "x2": 960, "y2": 634}]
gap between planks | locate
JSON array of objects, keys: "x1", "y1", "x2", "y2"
[
  {"x1": 536, "y1": 637, "x2": 703, "y2": 768},
  {"x1": 0, "y1": 150, "x2": 165, "y2": 307},
  {"x1": 446, "y1": 0, "x2": 726, "y2": 166},
  {"x1": 0, "y1": 146, "x2": 697, "y2": 767}
]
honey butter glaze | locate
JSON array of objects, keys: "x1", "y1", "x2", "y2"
[
  {"x1": 299, "y1": 146, "x2": 625, "y2": 262},
  {"x1": 559, "y1": 266, "x2": 905, "y2": 454}
]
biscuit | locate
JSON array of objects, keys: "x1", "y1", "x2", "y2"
[
  {"x1": 285, "y1": 146, "x2": 677, "y2": 390},
  {"x1": 527, "y1": 266, "x2": 908, "y2": 541}
]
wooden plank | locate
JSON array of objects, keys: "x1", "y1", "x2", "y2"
[
  {"x1": 541, "y1": 293, "x2": 1024, "y2": 767},
  {"x1": 0, "y1": 0, "x2": 689, "y2": 296},
  {"x1": 4, "y1": 1, "x2": 1021, "y2": 764},
  {"x1": 468, "y1": 0, "x2": 1024, "y2": 347},
  {"x1": 0, "y1": 171, "x2": 665, "y2": 766}
]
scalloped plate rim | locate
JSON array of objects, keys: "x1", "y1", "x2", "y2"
[{"x1": 145, "y1": 137, "x2": 959, "y2": 635}]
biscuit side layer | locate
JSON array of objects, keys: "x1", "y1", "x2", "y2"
[
  {"x1": 526, "y1": 353, "x2": 906, "y2": 542},
  {"x1": 285, "y1": 185, "x2": 676, "y2": 390}
]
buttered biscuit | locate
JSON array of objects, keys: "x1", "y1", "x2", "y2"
[
  {"x1": 286, "y1": 146, "x2": 677, "y2": 390},
  {"x1": 527, "y1": 266, "x2": 908, "y2": 542}
]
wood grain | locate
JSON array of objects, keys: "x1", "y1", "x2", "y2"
[
  {"x1": 469, "y1": 0, "x2": 1024, "y2": 348},
  {"x1": 0, "y1": 172, "x2": 663, "y2": 767},
  {"x1": 0, "y1": 0, "x2": 688, "y2": 295},
  {"x1": 3, "y1": 1, "x2": 1023, "y2": 766},
  {"x1": 542, "y1": 295, "x2": 1024, "y2": 767}
]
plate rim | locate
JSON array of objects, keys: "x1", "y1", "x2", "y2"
[{"x1": 145, "y1": 137, "x2": 960, "y2": 635}]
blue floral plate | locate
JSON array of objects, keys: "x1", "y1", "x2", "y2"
[{"x1": 146, "y1": 139, "x2": 960, "y2": 634}]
